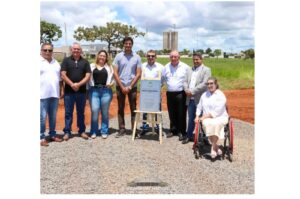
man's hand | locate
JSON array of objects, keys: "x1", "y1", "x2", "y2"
[
  {"x1": 194, "y1": 116, "x2": 200, "y2": 124},
  {"x1": 185, "y1": 90, "x2": 193, "y2": 97},
  {"x1": 71, "y1": 83, "x2": 80, "y2": 92},
  {"x1": 121, "y1": 86, "x2": 129, "y2": 94}
]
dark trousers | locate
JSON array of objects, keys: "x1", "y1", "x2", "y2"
[
  {"x1": 116, "y1": 86, "x2": 137, "y2": 130},
  {"x1": 166, "y1": 91, "x2": 187, "y2": 136},
  {"x1": 63, "y1": 92, "x2": 86, "y2": 134}
]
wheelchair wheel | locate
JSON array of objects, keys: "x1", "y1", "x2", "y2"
[
  {"x1": 223, "y1": 118, "x2": 234, "y2": 162},
  {"x1": 229, "y1": 118, "x2": 234, "y2": 154},
  {"x1": 193, "y1": 122, "x2": 200, "y2": 159},
  {"x1": 194, "y1": 147, "x2": 200, "y2": 159}
]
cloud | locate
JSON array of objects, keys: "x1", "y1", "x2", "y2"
[{"x1": 40, "y1": 1, "x2": 254, "y2": 52}]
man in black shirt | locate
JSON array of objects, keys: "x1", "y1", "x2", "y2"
[{"x1": 61, "y1": 42, "x2": 91, "y2": 140}]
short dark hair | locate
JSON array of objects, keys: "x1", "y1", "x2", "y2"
[
  {"x1": 193, "y1": 53, "x2": 203, "y2": 59},
  {"x1": 41, "y1": 43, "x2": 53, "y2": 50},
  {"x1": 147, "y1": 49, "x2": 156, "y2": 55},
  {"x1": 123, "y1": 36, "x2": 133, "y2": 45}
]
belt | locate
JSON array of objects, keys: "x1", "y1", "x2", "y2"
[{"x1": 93, "y1": 85, "x2": 106, "y2": 88}]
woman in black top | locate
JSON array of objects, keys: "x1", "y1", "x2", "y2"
[{"x1": 88, "y1": 50, "x2": 114, "y2": 139}]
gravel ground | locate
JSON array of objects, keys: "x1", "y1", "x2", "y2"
[{"x1": 41, "y1": 112, "x2": 254, "y2": 194}]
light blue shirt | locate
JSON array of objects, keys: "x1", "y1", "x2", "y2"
[{"x1": 113, "y1": 51, "x2": 142, "y2": 87}]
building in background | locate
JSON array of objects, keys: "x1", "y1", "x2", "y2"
[
  {"x1": 163, "y1": 31, "x2": 178, "y2": 51},
  {"x1": 53, "y1": 44, "x2": 121, "y2": 61}
]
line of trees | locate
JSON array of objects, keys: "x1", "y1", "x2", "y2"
[
  {"x1": 40, "y1": 20, "x2": 145, "y2": 54},
  {"x1": 40, "y1": 20, "x2": 254, "y2": 59}
]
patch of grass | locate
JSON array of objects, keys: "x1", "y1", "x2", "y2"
[
  {"x1": 153, "y1": 57, "x2": 254, "y2": 90},
  {"x1": 61, "y1": 57, "x2": 254, "y2": 91}
]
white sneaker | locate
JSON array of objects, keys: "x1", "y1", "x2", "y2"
[
  {"x1": 101, "y1": 134, "x2": 108, "y2": 139},
  {"x1": 217, "y1": 148, "x2": 223, "y2": 156},
  {"x1": 91, "y1": 134, "x2": 97, "y2": 139}
]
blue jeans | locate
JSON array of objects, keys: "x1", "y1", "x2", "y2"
[
  {"x1": 63, "y1": 92, "x2": 86, "y2": 135},
  {"x1": 186, "y1": 99, "x2": 197, "y2": 139},
  {"x1": 40, "y1": 97, "x2": 59, "y2": 140},
  {"x1": 89, "y1": 88, "x2": 112, "y2": 135}
]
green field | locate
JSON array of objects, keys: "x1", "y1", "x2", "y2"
[
  {"x1": 82, "y1": 57, "x2": 254, "y2": 91},
  {"x1": 143, "y1": 57, "x2": 254, "y2": 90}
]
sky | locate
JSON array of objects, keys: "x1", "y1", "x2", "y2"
[{"x1": 40, "y1": 1, "x2": 254, "y2": 53}]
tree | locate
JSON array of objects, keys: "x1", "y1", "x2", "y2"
[
  {"x1": 136, "y1": 50, "x2": 145, "y2": 57},
  {"x1": 162, "y1": 49, "x2": 171, "y2": 54},
  {"x1": 243, "y1": 49, "x2": 255, "y2": 59},
  {"x1": 214, "y1": 49, "x2": 222, "y2": 58},
  {"x1": 74, "y1": 22, "x2": 145, "y2": 53},
  {"x1": 205, "y1": 47, "x2": 212, "y2": 54},
  {"x1": 196, "y1": 49, "x2": 204, "y2": 54},
  {"x1": 40, "y1": 20, "x2": 62, "y2": 44},
  {"x1": 181, "y1": 48, "x2": 190, "y2": 55}
]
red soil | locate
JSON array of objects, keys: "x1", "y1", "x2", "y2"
[{"x1": 54, "y1": 89, "x2": 254, "y2": 131}]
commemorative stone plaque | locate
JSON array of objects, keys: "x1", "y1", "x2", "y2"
[{"x1": 139, "y1": 79, "x2": 161, "y2": 112}]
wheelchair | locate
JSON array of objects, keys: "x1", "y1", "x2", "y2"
[{"x1": 193, "y1": 116, "x2": 234, "y2": 162}]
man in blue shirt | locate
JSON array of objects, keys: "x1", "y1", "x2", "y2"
[{"x1": 113, "y1": 37, "x2": 142, "y2": 137}]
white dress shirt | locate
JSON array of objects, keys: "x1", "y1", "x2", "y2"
[
  {"x1": 141, "y1": 62, "x2": 164, "y2": 79},
  {"x1": 162, "y1": 61, "x2": 189, "y2": 91},
  {"x1": 196, "y1": 89, "x2": 229, "y2": 118}
]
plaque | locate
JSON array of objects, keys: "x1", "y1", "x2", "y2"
[{"x1": 139, "y1": 79, "x2": 161, "y2": 112}]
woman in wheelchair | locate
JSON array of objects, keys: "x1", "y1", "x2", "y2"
[{"x1": 194, "y1": 77, "x2": 228, "y2": 159}]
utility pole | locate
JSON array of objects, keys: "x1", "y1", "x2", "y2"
[
  {"x1": 64, "y1": 22, "x2": 67, "y2": 47},
  {"x1": 64, "y1": 22, "x2": 69, "y2": 56}
]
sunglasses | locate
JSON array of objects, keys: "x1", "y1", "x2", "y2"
[
  {"x1": 147, "y1": 55, "x2": 155, "y2": 58},
  {"x1": 206, "y1": 82, "x2": 215, "y2": 85},
  {"x1": 42, "y1": 49, "x2": 53, "y2": 53}
]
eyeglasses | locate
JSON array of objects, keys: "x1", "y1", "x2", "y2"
[
  {"x1": 206, "y1": 82, "x2": 215, "y2": 85},
  {"x1": 147, "y1": 55, "x2": 155, "y2": 58},
  {"x1": 42, "y1": 49, "x2": 53, "y2": 53}
]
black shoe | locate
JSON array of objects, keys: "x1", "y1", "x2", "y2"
[
  {"x1": 154, "y1": 125, "x2": 159, "y2": 134},
  {"x1": 204, "y1": 138, "x2": 211, "y2": 146},
  {"x1": 166, "y1": 132, "x2": 173, "y2": 138},
  {"x1": 182, "y1": 137, "x2": 190, "y2": 144},
  {"x1": 140, "y1": 130, "x2": 147, "y2": 136},
  {"x1": 178, "y1": 133, "x2": 184, "y2": 141},
  {"x1": 115, "y1": 129, "x2": 126, "y2": 138}
]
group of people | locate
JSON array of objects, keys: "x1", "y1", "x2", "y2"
[{"x1": 40, "y1": 36, "x2": 229, "y2": 159}]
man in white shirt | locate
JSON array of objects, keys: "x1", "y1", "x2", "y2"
[
  {"x1": 140, "y1": 50, "x2": 164, "y2": 135},
  {"x1": 182, "y1": 53, "x2": 211, "y2": 144},
  {"x1": 40, "y1": 43, "x2": 63, "y2": 146},
  {"x1": 162, "y1": 51, "x2": 189, "y2": 140}
]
